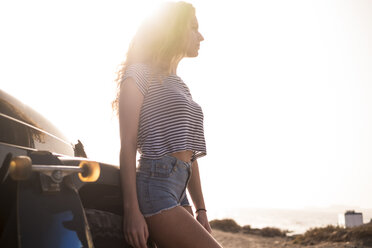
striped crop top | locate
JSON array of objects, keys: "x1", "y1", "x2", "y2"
[{"x1": 122, "y1": 63, "x2": 207, "y2": 162}]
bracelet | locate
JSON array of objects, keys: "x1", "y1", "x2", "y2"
[{"x1": 195, "y1": 208, "x2": 207, "y2": 213}]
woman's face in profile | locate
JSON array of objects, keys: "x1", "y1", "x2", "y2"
[{"x1": 185, "y1": 15, "x2": 204, "y2": 57}]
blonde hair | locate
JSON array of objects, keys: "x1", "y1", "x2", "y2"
[{"x1": 112, "y1": 1, "x2": 196, "y2": 114}]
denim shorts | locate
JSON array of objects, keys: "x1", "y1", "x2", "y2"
[{"x1": 136, "y1": 155, "x2": 192, "y2": 217}]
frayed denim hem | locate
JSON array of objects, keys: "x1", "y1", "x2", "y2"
[{"x1": 142, "y1": 203, "x2": 181, "y2": 218}]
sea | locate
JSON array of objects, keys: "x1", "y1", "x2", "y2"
[{"x1": 208, "y1": 207, "x2": 372, "y2": 235}]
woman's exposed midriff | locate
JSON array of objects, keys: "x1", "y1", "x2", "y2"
[{"x1": 169, "y1": 150, "x2": 193, "y2": 163}]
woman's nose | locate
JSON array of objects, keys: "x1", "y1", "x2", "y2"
[{"x1": 199, "y1": 32, "x2": 204, "y2": 42}]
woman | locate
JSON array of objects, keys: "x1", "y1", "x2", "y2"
[{"x1": 113, "y1": 2, "x2": 222, "y2": 248}]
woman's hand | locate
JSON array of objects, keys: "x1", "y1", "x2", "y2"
[
  {"x1": 123, "y1": 208, "x2": 149, "y2": 248},
  {"x1": 196, "y1": 210, "x2": 212, "y2": 233}
]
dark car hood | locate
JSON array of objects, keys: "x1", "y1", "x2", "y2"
[{"x1": 0, "y1": 89, "x2": 74, "y2": 156}]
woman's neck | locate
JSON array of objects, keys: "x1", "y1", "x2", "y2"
[{"x1": 157, "y1": 57, "x2": 181, "y2": 75}]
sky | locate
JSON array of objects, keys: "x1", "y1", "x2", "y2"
[{"x1": 1, "y1": 0, "x2": 372, "y2": 212}]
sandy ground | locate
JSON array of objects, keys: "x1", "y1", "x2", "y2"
[{"x1": 211, "y1": 229, "x2": 369, "y2": 248}]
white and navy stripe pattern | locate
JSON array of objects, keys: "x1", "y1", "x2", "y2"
[{"x1": 122, "y1": 63, "x2": 206, "y2": 161}]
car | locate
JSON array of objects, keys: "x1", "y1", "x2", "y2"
[{"x1": 0, "y1": 89, "x2": 154, "y2": 248}]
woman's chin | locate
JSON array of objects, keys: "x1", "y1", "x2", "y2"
[{"x1": 186, "y1": 51, "x2": 199, "y2": 58}]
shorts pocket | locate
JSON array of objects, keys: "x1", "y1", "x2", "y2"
[{"x1": 152, "y1": 160, "x2": 176, "y2": 178}]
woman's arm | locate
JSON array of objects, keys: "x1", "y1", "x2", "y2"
[
  {"x1": 119, "y1": 78, "x2": 148, "y2": 248},
  {"x1": 187, "y1": 159, "x2": 212, "y2": 233}
]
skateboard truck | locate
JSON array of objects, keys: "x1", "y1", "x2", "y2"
[{"x1": 9, "y1": 155, "x2": 100, "y2": 192}]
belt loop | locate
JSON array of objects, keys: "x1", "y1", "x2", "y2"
[{"x1": 187, "y1": 161, "x2": 192, "y2": 170}]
